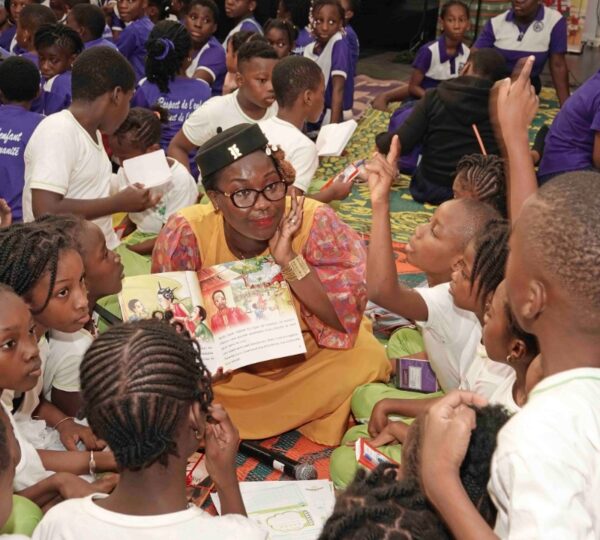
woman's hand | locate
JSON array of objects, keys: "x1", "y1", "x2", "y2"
[
  {"x1": 204, "y1": 404, "x2": 240, "y2": 489},
  {"x1": 366, "y1": 135, "x2": 400, "y2": 205},
  {"x1": 269, "y1": 193, "x2": 304, "y2": 267},
  {"x1": 56, "y1": 419, "x2": 105, "y2": 451}
]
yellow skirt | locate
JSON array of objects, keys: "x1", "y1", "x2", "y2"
[{"x1": 213, "y1": 319, "x2": 391, "y2": 446}]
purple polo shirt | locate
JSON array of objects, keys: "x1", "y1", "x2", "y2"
[
  {"x1": 538, "y1": 70, "x2": 600, "y2": 178},
  {"x1": 344, "y1": 24, "x2": 359, "y2": 67},
  {"x1": 132, "y1": 76, "x2": 211, "y2": 173},
  {"x1": 412, "y1": 35, "x2": 470, "y2": 89},
  {"x1": 19, "y1": 50, "x2": 38, "y2": 67},
  {"x1": 117, "y1": 16, "x2": 153, "y2": 81},
  {"x1": 222, "y1": 16, "x2": 262, "y2": 48},
  {"x1": 43, "y1": 71, "x2": 72, "y2": 115},
  {"x1": 85, "y1": 37, "x2": 118, "y2": 50},
  {"x1": 0, "y1": 105, "x2": 44, "y2": 221},
  {"x1": 188, "y1": 36, "x2": 226, "y2": 97},
  {"x1": 293, "y1": 26, "x2": 314, "y2": 55},
  {"x1": 474, "y1": 5, "x2": 566, "y2": 77},
  {"x1": 0, "y1": 26, "x2": 16, "y2": 52}
]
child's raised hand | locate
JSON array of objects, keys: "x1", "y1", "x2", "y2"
[
  {"x1": 0, "y1": 199, "x2": 12, "y2": 228},
  {"x1": 420, "y1": 391, "x2": 488, "y2": 494},
  {"x1": 366, "y1": 135, "x2": 400, "y2": 205},
  {"x1": 56, "y1": 419, "x2": 106, "y2": 451},
  {"x1": 115, "y1": 183, "x2": 163, "y2": 213},
  {"x1": 204, "y1": 404, "x2": 240, "y2": 488},
  {"x1": 492, "y1": 56, "x2": 539, "y2": 145}
]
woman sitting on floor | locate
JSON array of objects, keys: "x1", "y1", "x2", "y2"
[{"x1": 152, "y1": 123, "x2": 391, "y2": 446}]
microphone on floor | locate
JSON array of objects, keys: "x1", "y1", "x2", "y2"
[{"x1": 239, "y1": 440, "x2": 318, "y2": 480}]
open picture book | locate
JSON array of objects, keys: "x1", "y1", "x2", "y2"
[{"x1": 118, "y1": 255, "x2": 306, "y2": 374}]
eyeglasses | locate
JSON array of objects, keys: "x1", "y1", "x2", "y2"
[{"x1": 212, "y1": 180, "x2": 288, "y2": 209}]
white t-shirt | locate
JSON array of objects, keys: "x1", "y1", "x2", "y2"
[
  {"x1": 490, "y1": 367, "x2": 600, "y2": 539},
  {"x1": 182, "y1": 90, "x2": 277, "y2": 149},
  {"x1": 415, "y1": 283, "x2": 481, "y2": 392},
  {"x1": 258, "y1": 117, "x2": 318, "y2": 192},
  {"x1": 1, "y1": 402, "x2": 52, "y2": 492},
  {"x1": 460, "y1": 343, "x2": 518, "y2": 413},
  {"x1": 32, "y1": 494, "x2": 268, "y2": 540},
  {"x1": 45, "y1": 327, "x2": 94, "y2": 400},
  {"x1": 116, "y1": 158, "x2": 198, "y2": 234},
  {"x1": 23, "y1": 110, "x2": 120, "y2": 249}
]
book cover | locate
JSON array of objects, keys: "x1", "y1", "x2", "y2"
[{"x1": 394, "y1": 357, "x2": 439, "y2": 393}]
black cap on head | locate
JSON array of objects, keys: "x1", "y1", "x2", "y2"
[{"x1": 195, "y1": 123, "x2": 268, "y2": 179}]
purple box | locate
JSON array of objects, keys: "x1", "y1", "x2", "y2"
[{"x1": 394, "y1": 357, "x2": 439, "y2": 393}]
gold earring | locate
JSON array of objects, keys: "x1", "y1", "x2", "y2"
[
  {"x1": 194, "y1": 429, "x2": 202, "y2": 440},
  {"x1": 506, "y1": 354, "x2": 513, "y2": 363}
]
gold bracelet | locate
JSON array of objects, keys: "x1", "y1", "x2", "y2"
[
  {"x1": 282, "y1": 254, "x2": 310, "y2": 282},
  {"x1": 53, "y1": 416, "x2": 74, "y2": 430}
]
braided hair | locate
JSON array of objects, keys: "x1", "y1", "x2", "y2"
[
  {"x1": 80, "y1": 319, "x2": 213, "y2": 471},
  {"x1": 112, "y1": 106, "x2": 168, "y2": 152},
  {"x1": 455, "y1": 154, "x2": 507, "y2": 217},
  {"x1": 264, "y1": 17, "x2": 298, "y2": 46},
  {"x1": 320, "y1": 405, "x2": 510, "y2": 540},
  {"x1": 470, "y1": 219, "x2": 510, "y2": 304},
  {"x1": 34, "y1": 22, "x2": 84, "y2": 56},
  {"x1": 0, "y1": 222, "x2": 75, "y2": 313},
  {"x1": 145, "y1": 20, "x2": 192, "y2": 93}
]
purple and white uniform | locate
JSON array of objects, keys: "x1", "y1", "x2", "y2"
[
  {"x1": 132, "y1": 76, "x2": 211, "y2": 175},
  {"x1": 117, "y1": 15, "x2": 153, "y2": 81},
  {"x1": 186, "y1": 36, "x2": 226, "y2": 96},
  {"x1": 474, "y1": 5, "x2": 566, "y2": 78},
  {"x1": 0, "y1": 26, "x2": 17, "y2": 53},
  {"x1": 412, "y1": 35, "x2": 470, "y2": 89},
  {"x1": 85, "y1": 37, "x2": 118, "y2": 50},
  {"x1": 222, "y1": 16, "x2": 262, "y2": 48},
  {"x1": 538, "y1": 69, "x2": 600, "y2": 181},
  {"x1": 43, "y1": 71, "x2": 72, "y2": 115},
  {"x1": 293, "y1": 26, "x2": 314, "y2": 55},
  {"x1": 304, "y1": 31, "x2": 353, "y2": 125},
  {"x1": 0, "y1": 105, "x2": 44, "y2": 221}
]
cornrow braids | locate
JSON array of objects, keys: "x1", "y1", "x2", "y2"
[
  {"x1": 0, "y1": 222, "x2": 75, "y2": 314},
  {"x1": 34, "y1": 23, "x2": 84, "y2": 56},
  {"x1": 455, "y1": 154, "x2": 507, "y2": 217},
  {"x1": 319, "y1": 463, "x2": 451, "y2": 540},
  {"x1": 80, "y1": 319, "x2": 213, "y2": 471},
  {"x1": 112, "y1": 106, "x2": 167, "y2": 152},
  {"x1": 264, "y1": 17, "x2": 298, "y2": 45},
  {"x1": 145, "y1": 20, "x2": 192, "y2": 94},
  {"x1": 470, "y1": 219, "x2": 510, "y2": 304}
]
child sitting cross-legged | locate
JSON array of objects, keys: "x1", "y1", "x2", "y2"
[
  {"x1": 182, "y1": 0, "x2": 227, "y2": 97},
  {"x1": 303, "y1": 0, "x2": 353, "y2": 126},
  {"x1": 132, "y1": 20, "x2": 212, "y2": 175},
  {"x1": 321, "y1": 404, "x2": 511, "y2": 539},
  {"x1": 32, "y1": 320, "x2": 268, "y2": 539},
  {"x1": 34, "y1": 23, "x2": 84, "y2": 115},
  {"x1": 260, "y1": 55, "x2": 353, "y2": 203},
  {"x1": 109, "y1": 107, "x2": 198, "y2": 255},
  {"x1": 168, "y1": 39, "x2": 278, "y2": 173},
  {"x1": 0, "y1": 284, "x2": 117, "y2": 511}
]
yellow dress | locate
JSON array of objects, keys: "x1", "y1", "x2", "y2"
[{"x1": 152, "y1": 198, "x2": 390, "y2": 445}]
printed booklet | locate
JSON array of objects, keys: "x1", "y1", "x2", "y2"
[{"x1": 118, "y1": 255, "x2": 306, "y2": 373}]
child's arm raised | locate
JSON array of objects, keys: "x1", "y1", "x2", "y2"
[
  {"x1": 31, "y1": 184, "x2": 161, "y2": 222},
  {"x1": 329, "y1": 75, "x2": 345, "y2": 124},
  {"x1": 366, "y1": 136, "x2": 429, "y2": 322},
  {"x1": 420, "y1": 391, "x2": 497, "y2": 540},
  {"x1": 204, "y1": 404, "x2": 245, "y2": 516},
  {"x1": 493, "y1": 56, "x2": 539, "y2": 222}
]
